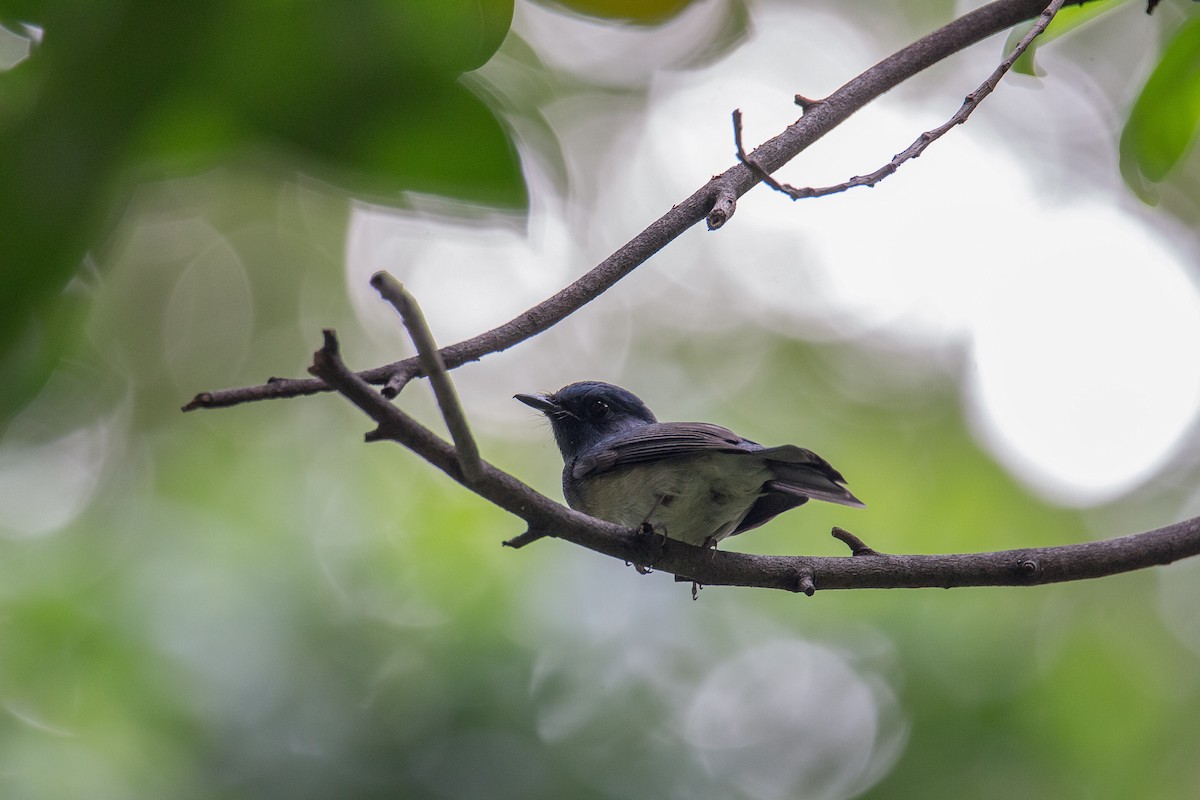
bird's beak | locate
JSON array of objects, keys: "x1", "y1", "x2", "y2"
[{"x1": 514, "y1": 392, "x2": 560, "y2": 415}]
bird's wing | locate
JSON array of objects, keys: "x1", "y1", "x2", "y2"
[{"x1": 571, "y1": 423, "x2": 751, "y2": 478}]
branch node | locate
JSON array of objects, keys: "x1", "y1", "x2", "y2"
[
  {"x1": 832, "y1": 526, "x2": 880, "y2": 556},
  {"x1": 1016, "y1": 557, "x2": 1042, "y2": 580},
  {"x1": 504, "y1": 528, "x2": 551, "y2": 549},
  {"x1": 732, "y1": 109, "x2": 802, "y2": 200},
  {"x1": 706, "y1": 188, "x2": 738, "y2": 230},
  {"x1": 793, "y1": 93, "x2": 823, "y2": 112},
  {"x1": 308, "y1": 329, "x2": 342, "y2": 378},
  {"x1": 381, "y1": 364, "x2": 418, "y2": 399},
  {"x1": 796, "y1": 571, "x2": 816, "y2": 597}
]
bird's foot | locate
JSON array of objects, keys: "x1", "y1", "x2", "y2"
[
  {"x1": 634, "y1": 521, "x2": 668, "y2": 574},
  {"x1": 688, "y1": 537, "x2": 719, "y2": 598}
]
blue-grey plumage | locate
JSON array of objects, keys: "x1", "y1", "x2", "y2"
[{"x1": 515, "y1": 381, "x2": 864, "y2": 548}]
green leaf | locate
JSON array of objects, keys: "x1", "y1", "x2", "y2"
[
  {"x1": 145, "y1": 0, "x2": 522, "y2": 203},
  {"x1": 279, "y1": 78, "x2": 527, "y2": 209},
  {"x1": 1120, "y1": 13, "x2": 1200, "y2": 201}
]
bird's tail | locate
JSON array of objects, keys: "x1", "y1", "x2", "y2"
[
  {"x1": 764, "y1": 478, "x2": 865, "y2": 508},
  {"x1": 758, "y1": 444, "x2": 866, "y2": 508}
]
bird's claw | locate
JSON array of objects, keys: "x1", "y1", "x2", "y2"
[{"x1": 633, "y1": 521, "x2": 668, "y2": 574}]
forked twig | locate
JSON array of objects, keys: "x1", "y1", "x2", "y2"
[{"x1": 735, "y1": 0, "x2": 1068, "y2": 200}]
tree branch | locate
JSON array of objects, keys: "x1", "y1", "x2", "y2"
[
  {"x1": 182, "y1": 0, "x2": 1091, "y2": 413},
  {"x1": 177, "y1": 0, "x2": 1196, "y2": 597},
  {"x1": 308, "y1": 329, "x2": 1200, "y2": 594}
]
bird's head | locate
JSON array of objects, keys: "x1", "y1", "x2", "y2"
[{"x1": 516, "y1": 381, "x2": 657, "y2": 460}]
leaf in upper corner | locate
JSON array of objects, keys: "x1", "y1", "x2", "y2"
[
  {"x1": 1004, "y1": 0, "x2": 1129, "y2": 77},
  {"x1": 1119, "y1": 14, "x2": 1200, "y2": 202}
]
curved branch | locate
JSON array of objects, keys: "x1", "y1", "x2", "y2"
[
  {"x1": 309, "y1": 330, "x2": 1200, "y2": 594},
  {"x1": 183, "y1": 0, "x2": 1088, "y2": 413}
]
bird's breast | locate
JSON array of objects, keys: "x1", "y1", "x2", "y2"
[{"x1": 565, "y1": 454, "x2": 772, "y2": 547}]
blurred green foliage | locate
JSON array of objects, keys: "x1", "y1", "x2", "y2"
[
  {"x1": 0, "y1": 1, "x2": 1198, "y2": 799},
  {"x1": 0, "y1": 0, "x2": 522, "y2": 419},
  {"x1": 1120, "y1": 11, "x2": 1200, "y2": 201}
]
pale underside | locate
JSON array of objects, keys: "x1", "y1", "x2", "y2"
[{"x1": 569, "y1": 453, "x2": 776, "y2": 547}]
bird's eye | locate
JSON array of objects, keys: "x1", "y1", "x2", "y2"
[{"x1": 587, "y1": 399, "x2": 610, "y2": 420}]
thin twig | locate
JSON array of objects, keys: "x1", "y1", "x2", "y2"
[
  {"x1": 832, "y1": 527, "x2": 880, "y2": 556},
  {"x1": 731, "y1": 108, "x2": 794, "y2": 197},
  {"x1": 368, "y1": 272, "x2": 483, "y2": 485},
  {"x1": 182, "y1": 0, "x2": 1092, "y2": 413},
  {"x1": 381, "y1": 363, "x2": 419, "y2": 400},
  {"x1": 504, "y1": 529, "x2": 551, "y2": 549},
  {"x1": 794, "y1": 94, "x2": 823, "y2": 113},
  {"x1": 743, "y1": 0, "x2": 1068, "y2": 201}
]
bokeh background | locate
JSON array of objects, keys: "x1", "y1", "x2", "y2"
[{"x1": 2, "y1": 0, "x2": 1200, "y2": 797}]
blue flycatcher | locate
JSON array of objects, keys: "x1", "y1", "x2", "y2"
[{"x1": 516, "y1": 381, "x2": 864, "y2": 549}]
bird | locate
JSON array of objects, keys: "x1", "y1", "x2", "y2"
[{"x1": 515, "y1": 381, "x2": 864, "y2": 550}]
